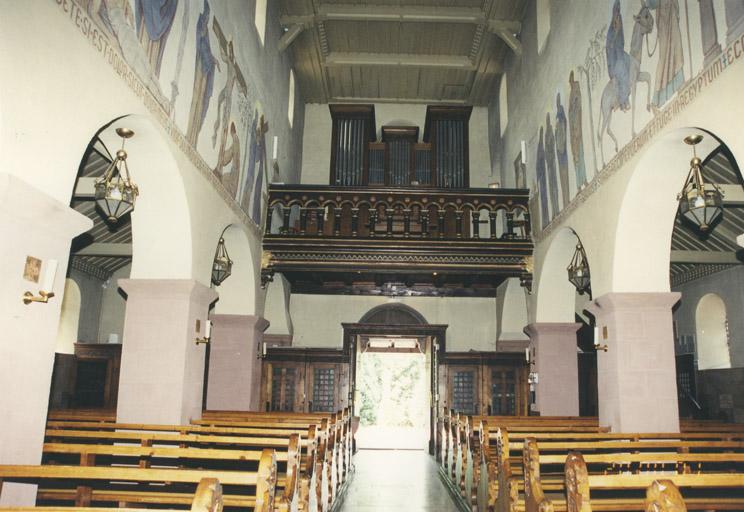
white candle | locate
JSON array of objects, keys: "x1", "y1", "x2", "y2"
[
  {"x1": 42, "y1": 259, "x2": 58, "y2": 291},
  {"x1": 205, "y1": 319, "x2": 211, "y2": 338},
  {"x1": 525, "y1": 347, "x2": 530, "y2": 362},
  {"x1": 262, "y1": 342, "x2": 267, "y2": 356},
  {"x1": 272, "y1": 136, "x2": 278, "y2": 160}
]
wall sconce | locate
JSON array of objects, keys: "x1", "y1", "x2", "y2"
[
  {"x1": 567, "y1": 242, "x2": 591, "y2": 294},
  {"x1": 593, "y1": 325, "x2": 608, "y2": 352},
  {"x1": 677, "y1": 134, "x2": 723, "y2": 232},
  {"x1": 211, "y1": 227, "x2": 233, "y2": 286},
  {"x1": 95, "y1": 128, "x2": 139, "y2": 223},
  {"x1": 195, "y1": 319, "x2": 211, "y2": 345},
  {"x1": 23, "y1": 259, "x2": 58, "y2": 305},
  {"x1": 257, "y1": 341, "x2": 267, "y2": 359},
  {"x1": 525, "y1": 347, "x2": 535, "y2": 366}
]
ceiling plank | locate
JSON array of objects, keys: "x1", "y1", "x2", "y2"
[
  {"x1": 720, "y1": 184, "x2": 744, "y2": 205},
  {"x1": 324, "y1": 52, "x2": 475, "y2": 70},
  {"x1": 669, "y1": 250, "x2": 742, "y2": 264},
  {"x1": 73, "y1": 177, "x2": 97, "y2": 199},
  {"x1": 73, "y1": 243, "x2": 133, "y2": 258},
  {"x1": 282, "y1": 5, "x2": 487, "y2": 25}
]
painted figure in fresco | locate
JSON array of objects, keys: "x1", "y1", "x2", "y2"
[
  {"x1": 568, "y1": 71, "x2": 588, "y2": 189},
  {"x1": 186, "y1": 0, "x2": 219, "y2": 146},
  {"x1": 240, "y1": 110, "x2": 260, "y2": 211},
  {"x1": 211, "y1": 18, "x2": 248, "y2": 175},
  {"x1": 215, "y1": 122, "x2": 241, "y2": 198},
  {"x1": 250, "y1": 115, "x2": 270, "y2": 224},
  {"x1": 544, "y1": 113, "x2": 560, "y2": 218},
  {"x1": 606, "y1": 0, "x2": 631, "y2": 111},
  {"x1": 536, "y1": 128, "x2": 549, "y2": 228},
  {"x1": 134, "y1": 0, "x2": 178, "y2": 78},
  {"x1": 555, "y1": 93, "x2": 571, "y2": 206},
  {"x1": 647, "y1": 0, "x2": 685, "y2": 108},
  {"x1": 598, "y1": 0, "x2": 654, "y2": 166},
  {"x1": 88, "y1": 0, "x2": 170, "y2": 109}
]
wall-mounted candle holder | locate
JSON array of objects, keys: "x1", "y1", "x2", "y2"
[
  {"x1": 23, "y1": 259, "x2": 57, "y2": 305},
  {"x1": 196, "y1": 319, "x2": 212, "y2": 345}
]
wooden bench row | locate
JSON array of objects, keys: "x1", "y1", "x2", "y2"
[
  {"x1": 0, "y1": 409, "x2": 354, "y2": 512},
  {"x1": 436, "y1": 412, "x2": 744, "y2": 512}
]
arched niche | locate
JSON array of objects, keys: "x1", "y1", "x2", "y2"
[
  {"x1": 359, "y1": 303, "x2": 428, "y2": 325},
  {"x1": 535, "y1": 226, "x2": 589, "y2": 322},
  {"x1": 55, "y1": 278, "x2": 81, "y2": 354},
  {"x1": 695, "y1": 293, "x2": 731, "y2": 370},
  {"x1": 611, "y1": 127, "x2": 728, "y2": 292},
  {"x1": 96, "y1": 116, "x2": 193, "y2": 280},
  {"x1": 211, "y1": 224, "x2": 258, "y2": 316}
]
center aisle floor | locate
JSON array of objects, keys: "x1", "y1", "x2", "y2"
[{"x1": 339, "y1": 449, "x2": 460, "y2": 511}]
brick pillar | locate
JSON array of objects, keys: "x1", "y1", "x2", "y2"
[
  {"x1": 524, "y1": 323, "x2": 581, "y2": 416},
  {"x1": 117, "y1": 279, "x2": 218, "y2": 425},
  {"x1": 207, "y1": 314, "x2": 269, "y2": 411},
  {"x1": 0, "y1": 174, "x2": 91, "y2": 505},
  {"x1": 585, "y1": 293, "x2": 681, "y2": 433}
]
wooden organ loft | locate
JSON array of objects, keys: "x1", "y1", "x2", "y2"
[{"x1": 259, "y1": 104, "x2": 534, "y2": 422}]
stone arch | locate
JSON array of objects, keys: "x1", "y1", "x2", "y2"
[
  {"x1": 497, "y1": 277, "x2": 529, "y2": 341},
  {"x1": 695, "y1": 293, "x2": 731, "y2": 370},
  {"x1": 611, "y1": 127, "x2": 736, "y2": 292},
  {"x1": 55, "y1": 278, "x2": 81, "y2": 355},
  {"x1": 95, "y1": 116, "x2": 194, "y2": 280},
  {"x1": 211, "y1": 224, "x2": 258, "y2": 316},
  {"x1": 359, "y1": 303, "x2": 428, "y2": 325},
  {"x1": 535, "y1": 226, "x2": 589, "y2": 322}
]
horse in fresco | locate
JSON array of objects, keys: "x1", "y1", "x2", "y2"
[{"x1": 597, "y1": 0, "x2": 654, "y2": 167}]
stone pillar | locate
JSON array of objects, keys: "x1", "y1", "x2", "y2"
[
  {"x1": 117, "y1": 279, "x2": 218, "y2": 425},
  {"x1": 0, "y1": 174, "x2": 91, "y2": 505},
  {"x1": 524, "y1": 323, "x2": 581, "y2": 416},
  {"x1": 726, "y1": 0, "x2": 744, "y2": 46},
  {"x1": 207, "y1": 314, "x2": 269, "y2": 411},
  {"x1": 700, "y1": 0, "x2": 722, "y2": 67},
  {"x1": 585, "y1": 293, "x2": 681, "y2": 433}
]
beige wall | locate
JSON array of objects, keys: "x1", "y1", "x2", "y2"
[
  {"x1": 301, "y1": 103, "x2": 493, "y2": 187},
  {"x1": 97, "y1": 265, "x2": 130, "y2": 344},
  {"x1": 290, "y1": 294, "x2": 497, "y2": 352}
]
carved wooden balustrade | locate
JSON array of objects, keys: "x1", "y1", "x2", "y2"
[{"x1": 261, "y1": 185, "x2": 533, "y2": 296}]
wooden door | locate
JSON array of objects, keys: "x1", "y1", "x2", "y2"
[
  {"x1": 307, "y1": 363, "x2": 340, "y2": 413},
  {"x1": 484, "y1": 365, "x2": 528, "y2": 416},
  {"x1": 447, "y1": 365, "x2": 480, "y2": 415},
  {"x1": 266, "y1": 363, "x2": 305, "y2": 412}
]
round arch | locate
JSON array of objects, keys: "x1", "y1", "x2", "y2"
[
  {"x1": 611, "y1": 127, "x2": 731, "y2": 292},
  {"x1": 695, "y1": 293, "x2": 731, "y2": 370},
  {"x1": 535, "y1": 226, "x2": 588, "y2": 322},
  {"x1": 96, "y1": 115, "x2": 193, "y2": 280},
  {"x1": 359, "y1": 303, "x2": 428, "y2": 325},
  {"x1": 211, "y1": 223, "x2": 258, "y2": 316}
]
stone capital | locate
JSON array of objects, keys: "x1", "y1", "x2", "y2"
[
  {"x1": 211, "y1": 313, "x2": 269, "y2": 332},
  {"x1": 585, "y1": 292, "x2": 681, "y2": 317},
  {"x1": 118, "y1": 278, "x2": 219, "y2": 304},
  {"x1": 524, "y1": 322, "x2": 581, "y2": 338}
]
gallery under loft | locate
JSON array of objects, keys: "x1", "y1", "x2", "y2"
[{"x1": 3, "y1": 0, "x2": 744, "y2": 510}]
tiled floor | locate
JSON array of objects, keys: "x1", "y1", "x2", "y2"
[{"x1": 338, "y1": 449, "x2": 460, "y2": 511}]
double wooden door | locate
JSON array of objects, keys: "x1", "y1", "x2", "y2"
[
  {"x1": 442, "y1": 354, "x2": 528, "y2": 416},
  {"x1": 263, "y1": 358, "x2": 350, "y2": 413}
]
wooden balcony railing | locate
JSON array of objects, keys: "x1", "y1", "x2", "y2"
[{"x1": 261, "y1": 185, "x2": 533, "y2": 296}]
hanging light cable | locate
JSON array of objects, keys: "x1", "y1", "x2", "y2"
[
  {"x1": 677, "y1": 134, "x2": 724, "y2": 232},
  {"x1": 94, "y1": 127, "x2": 139, "y2": 223}
]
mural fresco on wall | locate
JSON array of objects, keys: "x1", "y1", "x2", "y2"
[
  {"x1": 71, "y1": 0, "x2": 269, "y2": 228},
  {"x1": 514, "y1": 0, "x2": 744, "y2": 232}
]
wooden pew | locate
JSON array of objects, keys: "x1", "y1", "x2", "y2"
[
  {"x1": 563, "y1": 451, "x2": 744, "y2": 512},
  {"x1": 522, "y1": 439, "x2": 744, "y2": 512},
  {"x1": 0, "y1": 476, "x2": 223, "y2": 512},
  {"x1": 46, "y1": 410, "x2": 116, "y2": 424},
  {"x1": 43, "y1": 428, "x2": 316, "y2": 512},
  {"x1": 0, "y1": 458, "x2": 276, "y2": 511}
]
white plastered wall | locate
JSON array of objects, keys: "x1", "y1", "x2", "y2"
[{"x1": 289, "y1": 294, "x2": 497, "y2": 351}]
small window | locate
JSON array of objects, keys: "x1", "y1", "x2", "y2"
[
  {"x1": 499, "y1": 76, "x2": 508, "y2": 136},
  {"x1": 255, "y1": 0, "x2": 267, "y2": 46},
  {"x1": 536, "y1": 0, "x2": 550, "y2": 54},
  {"x1": 695, "y1": 293, "x2": 731, "y2": 370},
  {"x1": 288, "y1": 70, "x2": 295, "y2": 128}
]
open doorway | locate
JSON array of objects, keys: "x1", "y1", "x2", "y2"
[{"x1": 356, "y1": 340, "x2": 429, "y2": 450}]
